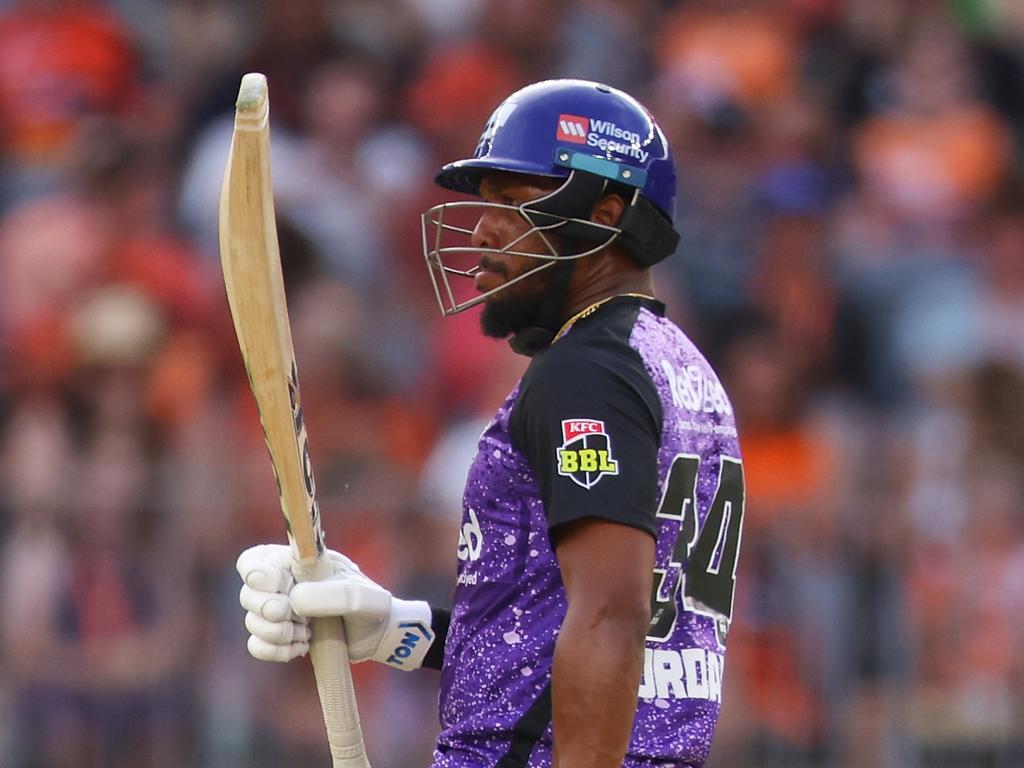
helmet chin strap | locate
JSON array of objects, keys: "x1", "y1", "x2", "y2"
[{"x1": 508, "y1": 258, "x2": 576, "y2": 357}]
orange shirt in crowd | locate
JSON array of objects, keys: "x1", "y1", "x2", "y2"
[
  {"x1": 657, "y1": 5, "x2": 796, "y2": 109},
  {"x1": 854, "y1": 105, "x2": 1011, "y2": 218},
  {"x1": 0, "y1": 2, "x2": 138, "y2": 163},
  {"x1": 741, "y1": 426, "x2": 837, "y2": 531}
]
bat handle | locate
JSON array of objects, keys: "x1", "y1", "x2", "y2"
[
  {"x1": 309, "y1": 616, "x2": 372, "y2": 767},
  {"x1": 295, "y1": 556, "x2": 371, "y2": 767}
]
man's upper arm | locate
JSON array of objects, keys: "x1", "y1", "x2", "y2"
[
  {"x1": 553, "y1": 517, "x2": 655, "y2": 617},
  {"x1": 510, "y1": 342, "x2": 662, "y2": 539}
]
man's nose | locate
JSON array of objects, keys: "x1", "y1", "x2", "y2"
[{"x1": 470, "y1": 209, "x2": 496, "y2": 250}]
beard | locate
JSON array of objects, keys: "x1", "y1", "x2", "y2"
[
  {"x1": 480, "y1": 281, "x2": 549, "y2": 338},
  {"x1": 479, "y1": 257, "x2": 574, "y2": 340}
]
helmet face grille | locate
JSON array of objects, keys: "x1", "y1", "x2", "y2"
[{"x1": 419, "y1": 196, "x2": 620, "y2": 317}]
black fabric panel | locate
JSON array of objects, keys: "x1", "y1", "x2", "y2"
[
  {"x1": 422, "y1": 606, "x2": 451, "y2": 671},
  {"x1": 495, "y1": 682, "x2": 553, "y2": 768},
  {"x1": 509, "y1": 296, "x2": 664, "y2": 540}
]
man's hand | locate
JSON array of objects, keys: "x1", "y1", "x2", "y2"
[{"x1": 236, "y1": 544, "x2": 435, "y2": 671}]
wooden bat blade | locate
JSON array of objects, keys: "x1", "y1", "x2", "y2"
[
  {"x1": 218, "y1": 72, "x2": 323, "y2": 565},
  {"x1": 219, "y1": 71, "x2": 370, "y2": 768}
]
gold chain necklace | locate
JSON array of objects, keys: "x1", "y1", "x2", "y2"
[{"x1": 552, "y1": 292, "x2": 655, "y2": 343}]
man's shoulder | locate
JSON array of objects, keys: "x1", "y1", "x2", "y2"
[
  {"x1": 521, "y1": 324, "x2": 649, "y2": 399},
  {"x1": 527, "y1": 297, "x2": 664, "y2": 376},
  {"x1": 509, "y1": 320, "x2": 664, "y2": 450}
]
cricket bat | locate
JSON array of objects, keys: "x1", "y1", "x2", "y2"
[{"x1": 219, "y1": 72, "x2": 370, "y2": 768}]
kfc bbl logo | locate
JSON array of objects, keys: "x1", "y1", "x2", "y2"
[{"x1": 556, "y1": 419, "x2": 619, "y2": 489}]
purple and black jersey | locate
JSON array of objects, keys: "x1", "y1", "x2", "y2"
[{"x1": 433, "y1": 296, "x2": 744, "y2": 768}]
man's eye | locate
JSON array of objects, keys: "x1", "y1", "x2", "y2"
[{"x1": 502, "y1": 196, "x2": 519, "y2": 206}]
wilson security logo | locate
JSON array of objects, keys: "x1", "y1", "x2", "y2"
[
  {"x1": 555, "y1": 115, "x2": 649, "y2": 162},
  {"x1": 557, "y1": 419, "x2": 619, "y2": 489},
  {"x1": 557, "y1": 114, "x2": 590, "y2": 143}
]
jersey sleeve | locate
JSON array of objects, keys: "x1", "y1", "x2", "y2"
[{"x1": 510, "y1": 341, "x2": 662, "y2": 538}]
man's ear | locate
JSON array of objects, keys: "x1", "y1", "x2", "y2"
[{"x1": 591, "y1": 193, "x2": 626, "y2": 227}]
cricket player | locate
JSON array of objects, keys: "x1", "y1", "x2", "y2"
[{"x1": 237, "y1": 79, "x2": 745, "y2": 767}]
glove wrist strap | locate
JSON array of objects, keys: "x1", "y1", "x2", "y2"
[{"x1": 376, "y1": 599, "x2": 434, "y2": 671}]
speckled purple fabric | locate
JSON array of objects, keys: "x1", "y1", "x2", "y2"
[{"x1": 434, "y1": 307, "x2": 741, "y2": 768}]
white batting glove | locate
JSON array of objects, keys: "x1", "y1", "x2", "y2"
[{"x1": 236, "y1": 544, "x2": 435, "y2": 671}]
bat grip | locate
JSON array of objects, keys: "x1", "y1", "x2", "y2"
[
  {"x1": 296, "y1": 558, "x2": 371, "y2": 768},
  {"x1": 309, "y1": 617, "x2": 372, "y2": 767}
]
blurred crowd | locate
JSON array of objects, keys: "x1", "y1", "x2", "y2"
[{"x1": 0, "y1": 0, "x2": 1021, "y2": 766}]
